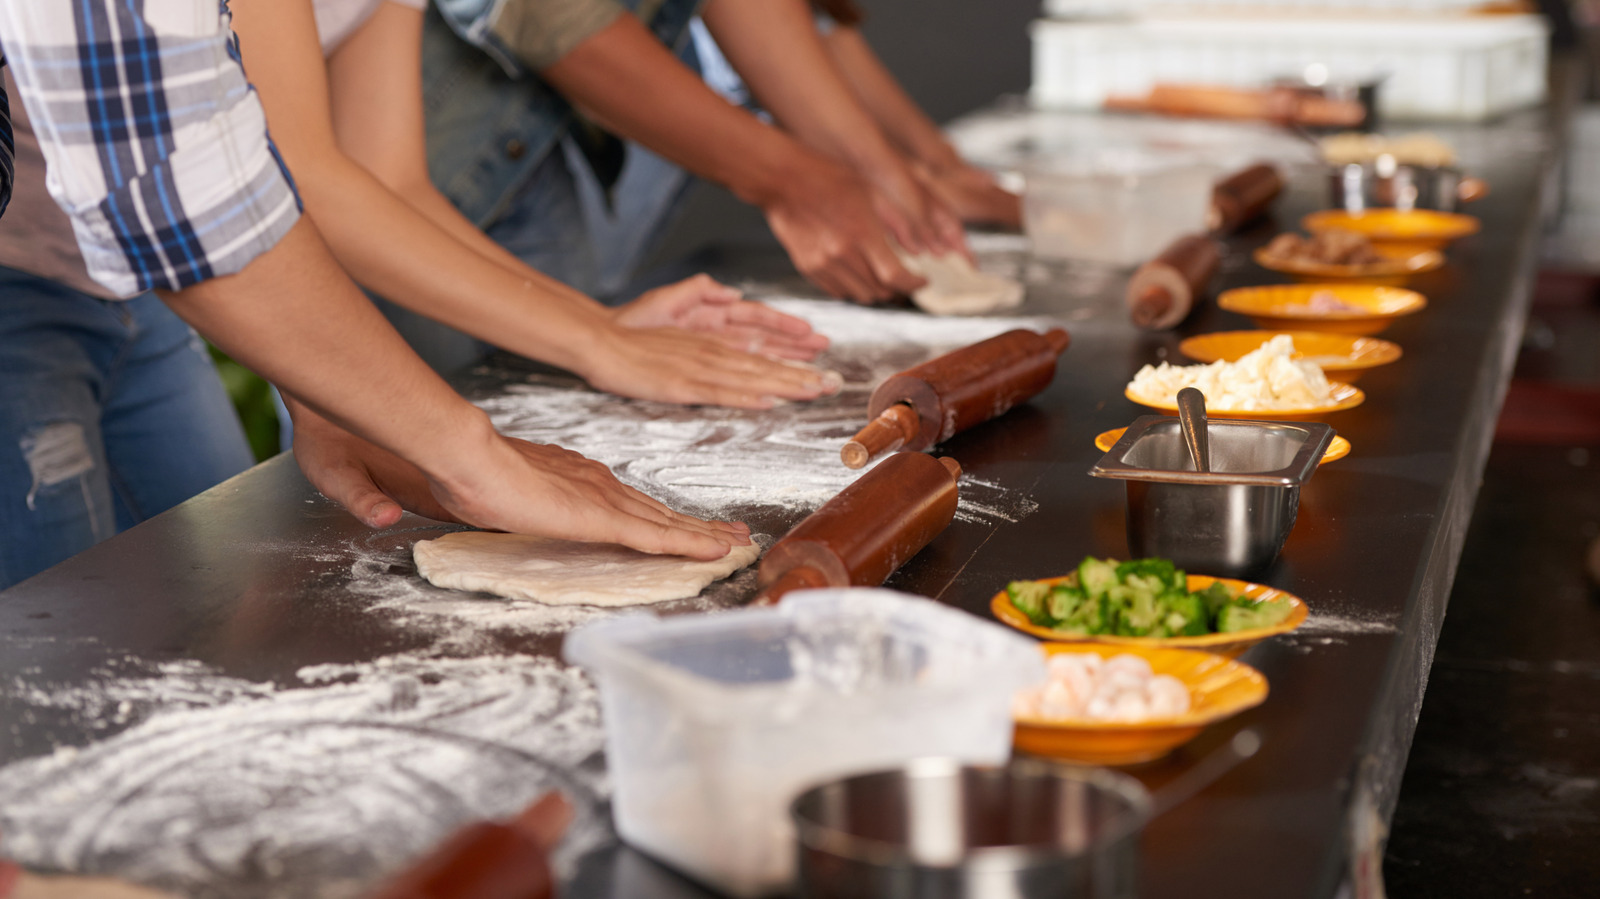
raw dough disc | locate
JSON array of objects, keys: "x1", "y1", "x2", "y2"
[
  {"x1": 413, "y1": 532, "x2": 762, "y2": 606},
  {"x1": 898, "y1": 250, "x2": 1024, "y2": 316}
]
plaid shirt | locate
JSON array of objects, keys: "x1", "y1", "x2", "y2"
[
  {"x1": 0, "y1": 58, "x2": 12, "y2": 219},
  {"x1": 0, "y1": 1, "x2": 301, "y2": 297}
]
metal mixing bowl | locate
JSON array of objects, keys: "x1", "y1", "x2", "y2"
[
  {"x1": 1090, "y1": 416, "x2": 1334, "y2": 577},
  {"x1": 791, "y1": 758, "x2": 1151, "y2": 899}
]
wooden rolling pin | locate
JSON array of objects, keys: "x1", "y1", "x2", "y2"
[
  {"x1": 752, "y1": 452, "x2": 962, "y2": 606},
  {"x1": 367, "y1": 792, "x2": 571, "y2": 899},
  {"x1": 841, "y1": 328, "x2": 1071, "y2": 470},
  {"x1": 1125, "y1": 234, "x2": 1221, "y2": 330},
  {"x1": 1210, "y1": 163, "x2": 1285, "y2": 235},
  {"x1": 1106, "y1": 85, "x2": 1365, "y2": 129}
]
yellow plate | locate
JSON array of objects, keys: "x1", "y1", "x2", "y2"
[
  {"x1": 1302, "y1": 209, "x2": 1480, "y2": 253},
  {"x1": 1178, "y1": 330, "x2": 1402, "y2": 382},
  {"x1": 1014, "y1": 643, "x2": 1269, "y2": 766},
  {"x1": 1252, "y1": 244, "x2": 1444, "y2": 287},
  {"x1": 1124, "y1": 381, "x2": 1364, "y2": 420},
  {"x1": 990, "y1": 573, "x2": 1309, "y2": 660},
  {"x1": 1094, "y1": 427, "x2": 1351, "y2": 465},
  {"x1": 1217, "y1": 283, "x2": 1426, "y2": 336}
]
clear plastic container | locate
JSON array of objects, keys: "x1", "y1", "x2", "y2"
[
  {"x1": 563, "y1": 589, "x2": 1046, "y2": 898},
  {"x1": 1022, "y1": 152, "x2": 1215, "y2": 266}
]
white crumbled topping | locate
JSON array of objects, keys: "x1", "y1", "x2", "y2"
[{"x1": 1126, "y1": 335, "x2": 1333, "y2": 411}]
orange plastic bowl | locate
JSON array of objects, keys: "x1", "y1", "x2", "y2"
[
  {"x1": 1302, "y1": 209, "x2": 1479, "y2": 253},
  {"x1": 1177, "y1": 330, "x2": 1401, "y2": 383},
  {"x1": 1013, "y1": 643, "x2": 1269, "y2": 766},
  {"x1": 1217, "y1": 284, "x2": 1426, "y2": 336},
  {"x1": 1124, "y1": 381, "x2": 1364, "y2": 421},
  {"x1": 1253, "y1": 244, "x2": 1444, "y2": 287},
  {"x1": 991, "y1": 574, "x2": 1309, "y2": 660},
  {"x1": 1095, "y1": 426, "x2": 1350, "y2": 464}
]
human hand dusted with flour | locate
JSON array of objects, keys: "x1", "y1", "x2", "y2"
[
  {"x1": 614, "y1": 274, "x2": 829, "y2": 361},
  {"x1": 582, "y1": 318, "x2": 842, "y2": 411},
  {"x1": 429, "y1": 434, "x2": 751, "y2": 561},
  {"x1": 285, "y1": 397, "x2": 748, "y2": 560}
]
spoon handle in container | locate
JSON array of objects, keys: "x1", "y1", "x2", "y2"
[{"x1": 1176, "y1": 387, "x2": 1210, "y2": 473}]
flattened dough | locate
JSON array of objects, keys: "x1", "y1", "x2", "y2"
[
  {"x1": 413, "y1": 532, "x2": 762, "y2": 606},
  {"x1": 898, "y1": 250, "x2": 1024, "y2": 316}
]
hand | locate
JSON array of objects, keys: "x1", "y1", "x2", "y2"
[
  {"x1": 290, "y1": 400, "x2": 748, "y2": 561},
  {"x1": 429, "y1": 433, "x2": 750, "y2": 561},
  {"x1": 862, "y1": 158, "x2": 971, "y2": 261},
  {"x1": 912, "y1": 160, "x2": 1022, "y2": 231},
  {"x1": 761, "y1": 157, "x2": 928, "y2": 304},
  {"x1": 581, "y1": 318, "x2": 841, "y2": 410},
  {"x1": 614, "y1": 274, "x2": 829, "y2": 361},
  {"x1": 289, "y1": 402, "x2": 462, "y2": 528}
]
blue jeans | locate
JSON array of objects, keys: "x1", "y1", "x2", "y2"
[{"x1": 0, "y1": 267, "x2": 254, "y2": 588}]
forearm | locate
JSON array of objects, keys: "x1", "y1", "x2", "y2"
[
  {"x1": 819, "y1": 25, "x2": 962, "y2": 172},
  {"x1": 158, "y1": 218, "x2": 497, "y2": 487},
  {"x1": 293, "y1": 153, "x2": 613, "y2": 374},
  {"x1": 541, "y1": 14, "x2": 816, "y2": 209},
  {"x1": 699, "y1": 0, "x2": 905, "y2": 183}
]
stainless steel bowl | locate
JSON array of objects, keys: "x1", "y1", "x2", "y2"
[
  {"x1": 791, "y1": 758, "x2": 1151, "y2": 899},
  {"x1": 1090, "y1": 416, "x2": 1334, "y2": 577},
  {"x1": 1328, "y1": 161, "x2": 1488, "y2": 213}
]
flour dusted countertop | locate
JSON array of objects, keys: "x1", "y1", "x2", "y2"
[{"x1": 0, "y1": 103, "x2": 1552, "y2": 899}]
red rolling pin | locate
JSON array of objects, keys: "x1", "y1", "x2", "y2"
[
  {"x1": 367, "y1": 792, "x2": 572, "y2": 899},
  {"x1": 752, "y1": 452, "x2": 962, "y2": 606},
  {"x1": 1125, "y1": 234, "x2": 1222, "y2": 330},
  {"x1": 1209, "y1": 163, "x2": 1285, "y2": 235},
  {"x1": 840, "y1": 328, "x2": 1071, "y2": 470}
]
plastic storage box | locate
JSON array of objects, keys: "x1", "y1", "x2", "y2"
[
  {"x1": 1031, "y1": 14, "x2": 1549, "y2": 121},
  {"x1": 564, "y1": 589, "x2": 1045, "y2": 898},
  {"x1": 1022, "y1": 151, "x2": 1216, "y2": 266}
]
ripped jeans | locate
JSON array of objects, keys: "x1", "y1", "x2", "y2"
[{"x1": 0, "y1": 267, "x2": 254, "y2": 589}]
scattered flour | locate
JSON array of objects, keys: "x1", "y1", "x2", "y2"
[
  {"x1": 0, "y1": 298, "x2": 1059, "y2": 899},
  {"x1": 0, "y1": 654, "x2": 608, "y2": 899}
]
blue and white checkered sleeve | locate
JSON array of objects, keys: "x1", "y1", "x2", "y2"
[
  {"x1": 0, "y1": 0, "x2": 301, "y2": 297},
  {"x1": 0, "y1": 56, "x2": 13, "y2": 220}
]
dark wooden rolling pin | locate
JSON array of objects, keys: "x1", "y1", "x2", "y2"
[
  {"x1": 751, "y1": 452, "x2": 962, "y2": 606},
  {"x1": 367, "y1": 792, "x2": 571, "y2": 899},
  {"x1": 1209, "y1": 163, "x2": 1285, "y2": 235},
  {"x1": 1125, "y1": 234, "x2": 1221, "y2": 330},
  {"x1": 840, "y1": 328, "x2": 1071, "y2": 470}
]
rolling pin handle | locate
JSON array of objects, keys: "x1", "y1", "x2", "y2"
[
  {"x1": 750, "y1": 566, "x2": 830, "y2": 607},
  {"x1": 1131, "y1": 285, "x2": 1174, "y2": 328},
  {"x1": 1044, "y1": 328, "x2": 1071, "y2": 355},
  {"x1": 938, "y1": 456, "x2": 962, "y2": 478},
  {"x1": 841, "y1": 403, "x2": 921, "y2": 469}
]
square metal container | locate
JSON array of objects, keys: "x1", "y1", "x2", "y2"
[{"x1": 1090, "y1": 416, "x2": 1335, "y2": 577}]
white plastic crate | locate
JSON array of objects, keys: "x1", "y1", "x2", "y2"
[{"x1": 1031, "y1": 14, "x2": 1549, "y2": 121}]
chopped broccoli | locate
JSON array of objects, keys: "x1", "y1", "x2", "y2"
[
  {"x1": 1112, "y1": 585, "x2": 1163, "y2": 636},
  {"x1": 1160, "y1": 591, "x2": 1209, "y2": 636},
  {"x1": 1007, "y1": 580, "x2": 1052, "y2": 626},
  {"x1": 1216, "y1": 597, "x2": 1294, "y2": 633},
  {"x1": 1116, "y1": 557, "x2": 1184, "y2": 591},
  {"x1": 1061, "y1": 595, "x2": 1109, "y2": 634},
  {"x1": 1201, "y1": 582, "x2": 1237, "y2": 621},
  {"x1": 1077, "y1": 556, "x2": 1120, "y2": 600},
  {"x1": 1006, "y1": 557, "x2": 1290, "y2": 641},
  {"x1": 1047, "y1": 584, "x2": 1088, "y2": 623}
]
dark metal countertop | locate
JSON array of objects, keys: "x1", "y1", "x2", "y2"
[{"x1": 0, "y1": 113, "x2": 1549, "y2": 898}]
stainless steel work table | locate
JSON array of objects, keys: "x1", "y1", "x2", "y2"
[{"x1": 0, "y1": 110, "x2": 1549, "y2": 898}]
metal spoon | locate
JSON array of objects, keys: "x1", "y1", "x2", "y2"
[{"x1": 1176, "y1": 386, "x2": 1210, "y2": 473}]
